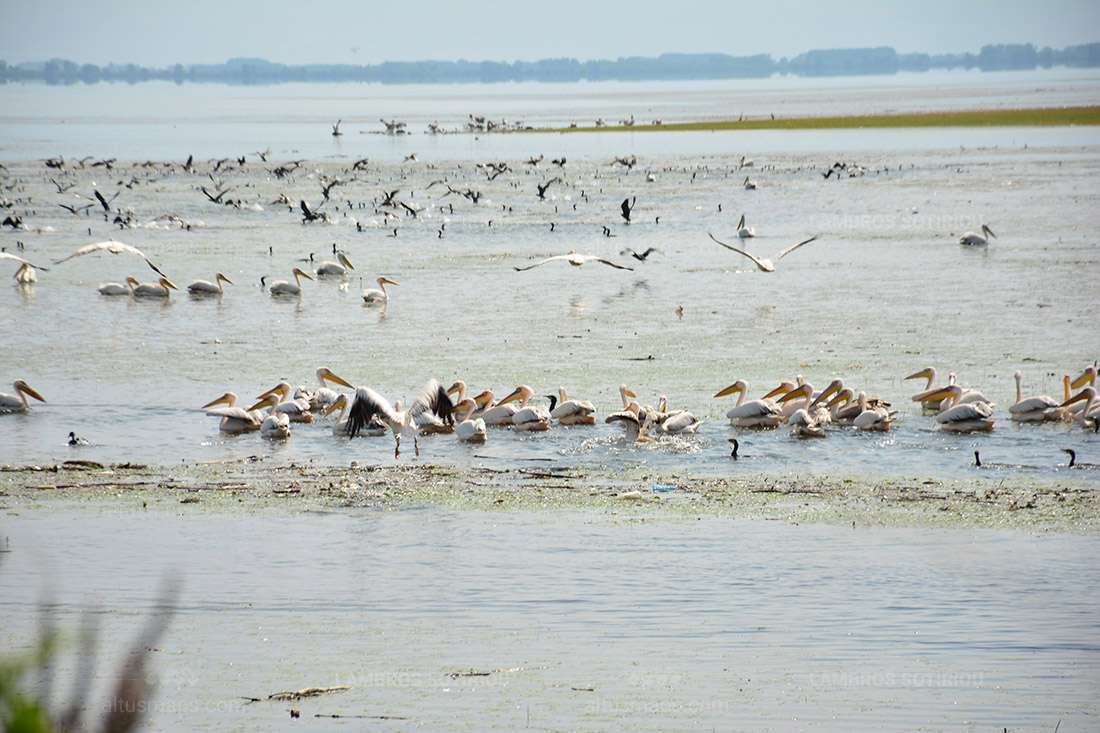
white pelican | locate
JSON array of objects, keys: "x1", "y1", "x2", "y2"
[
  {"x1": 202, "y1": 392, "x2": 263, "y2": 433},
  {"x1": 454, "y1": 398, "x2": 487, "y2": 442},
  {"x1": 55, "y1": 238, "x2": 167, "y2": 277},
  {"x1": 1009, "y1": 370, "x2": 1059, "y2": 422},
  {"x1": 0, "y1": 380, "x2": 47, "y2": 413},
  {"x1": 735, "y1": 213, "x2": 755, "y2": 238},
  {"x1": 268, "y1": 268, "x2": 313, "y2": 296},
  {"x1": 472, "y1": 390, "x2": 520, "y2": 425},
  {"x1": 248, "y1": 394, "x2": 292, "y2": 439},
  {"x1": 779, "y1": 382, "x2": 832, "y2": 427},
  {"x1": 788, "y1": 408, "x2": 826, "y2": 437},
  {"x1": 496, "y1": 385, "x2": 551, "y2": 431},
  {"x1": 98, "y1": 276, "x2": 140, "y2": 296},
  {"x1": 188, "y1": 272, "x2": 233, "y2": 295},
  {"x1": 1060, "y1": 387, "x2": 1099, "y2": 429},
  {"x1": 905, "y1": 366, "x2": 946, "y2": 411},
  {"x1": 514, "y1": 251, "x2": 633, "y2": 271},
  {"x1": 825, "y1": 388, "x2": 861, "y2": 425},
  {"x1": 322, "y1": 394, "x2": 352, "y2": 435},
  {"x1": 309, "y1": 367, "x2": 354, "y2": 411},
  {"x1": 605, "y1": 402, "x2": 654, "y2": 442},
  {"x1": 255, "y1": 382, "x2": 314, "y2": 422},
  {"x1": 549, "y1": 386, "x2": 596, "y2": 425},
  {"x1": 708, "y1": 233, "x2": 819, "y2": 272},
  {"x1": 618, "y1": 384, "x2": 637, "y2": 410},
  {"x1": 362, "y1": 276, "x2": 397, "y2": 304},
  {"x1": 959, "y1": 224, "x2": 996, "y2": 246},
  {"x1": 922, "y1": 385, "x2": 996, "y2": 431},
  {"x1": 316, "y1": 252, "x2": 354, "y2": 277},
  {"x1": 346, "y1": 379, "x2": 454, "y2": 456},
  {"x1": 132, "y1": 277, "x2": 179, "y2": 298},
  {"x1": 3, "y1": 252, "x2": 48, "y2": 283},
  {"x1": 714, "y1": 380, "x2": 782, "y2": 428},
  {"x1": 654, "y1": 396, "x2": 703, "y2": 434},
  {"x1": 851, "y1": 392, "x2": 894, "y2": 432},
  {"x1": 743, "y1": 177, "x2": 757, "y2": 190}
]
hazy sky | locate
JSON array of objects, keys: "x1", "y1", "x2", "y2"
[{"x1": 3, "y1": 0, "x2": 1098, "y2": 67}]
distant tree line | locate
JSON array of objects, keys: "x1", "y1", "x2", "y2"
[{"x1": 2, "y1": 43, "x2": 1097, "y2": 86}]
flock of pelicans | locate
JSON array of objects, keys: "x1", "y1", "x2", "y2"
[{"x1": 3, "y1": 366, "x2": 1096, "y2": 460}]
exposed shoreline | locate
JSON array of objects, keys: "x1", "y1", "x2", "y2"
[
  {"x1": 3, "y1": 459, "x2": 1097, "y2": 534},
  {"x1": 533, "y1": 105, "x2": 1100, "y2": 132}
]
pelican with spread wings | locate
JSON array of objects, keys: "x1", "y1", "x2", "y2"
[
  {"x1": 55, "y1": 238, "x2": 166, "y2": 277},
  {"x1": 708, "y1": 233, "x2": 819, "y2": 272},
  {"x1": 514, "y1": 251, "x2": 633, "y2": 271}
]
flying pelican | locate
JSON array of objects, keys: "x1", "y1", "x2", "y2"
[
  {"x1": 708, "y1": 233, "x2": 819, "y2": 272},
  {"x1": 620, "y1": 247, "x2": 662, "y2": 262},
  {"x1": 55, "y1": 238, "x2": 166, "y2": 277},
  {"x1": 202, "y1": 392, "x2": 264, "y2": 433},
  {"x1": 2, "y1": 252, "x2": 49, "y2": 282},
  {"x1": 248, "y1": 394, "x2": 292, "y2": 439},
  {"x1": 268, "y1": 267, "x2": 313, "y2": 296},
  {"x1": 309, "y1": 367, "x2": 354, "y2": 411},
  {"x1": 735, "y1": 214, "x2": 755, "y2": 238},
  {"x1": 1009, "y1": 370, "x2": 1059, "y2": 422},
  {"x1": 714, "y1": 380, "x2": 782, "y2": 427},
  {"x1": 98, "y1": 276, "x2": 140, "y2": 296},
  {"x1": 362, "y1": 276, "x2": 397, "y2": 304},
  {"x1": 0, "y1": 380, "x2": 47, "y2": 413},
  {"x1": 959, "y1": 225, "x2": 996, "y2": 246},
  {"x1": 454, "y1": 398, "x2": 487, "y2": 442},
  {"x1": 188, "y1": 272, "x2": 233, "y2": 295},
  {"x1": 132, "y1": 277, "x2": 179, "y2": 298},
  {"x1": 316, "y1": 253, "x2": 354, "y2": 277},
  {"x1": 921, "y1": 385, "x2": 996, "y2": 431},
  {"x1": 346, "y1": 379, "x2": 454, "y2": 456},
  {"x1": 495, "y1": 385, "x2": 551, "y2": 431},
  {"x1": 549, "y1": 386, "x2": 596, "y2": 425},
  {"x1": 255, "y1": 382, "x2": 314, "y2": 422},
  {"x1": 514, "y1": 251, "x2": 633, "y2": 271}
]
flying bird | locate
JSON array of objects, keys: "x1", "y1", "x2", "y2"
[
  {"x1": 708, "y1": 233, "x2": 819, "y2": 272},
  {"x1": 620, "y1": 247, "x2": 662, "y2": 262},
  {"x1": 514, "y1": 251, "x2": 633, "y2": 271},
  {"x1": 620, "y1": 196, "x2": 636, "y2": 222},
  {"x1": 54, "y1": 239, "x2": 167, "y2": 277}
]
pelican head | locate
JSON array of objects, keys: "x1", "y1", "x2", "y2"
[
  {"x1": 1060, "y1": 386, "x2": 1096, "y2": 410},
  {"x1": 497, "y1": 384, "x2": 534, "y2": 406},
  {"x1": 292, "y1": 267, "x2": 315, "y2": 282},
  {"x1": 1072, "y1": 366, "x2": 1097, "y2": 390},
  {"x1": 160, "y1": 277, "x2": 180, "y2": 290},
  {"x1": 201, "y1": 392, "x2": 236, "y2": 409},
  {"x1": 256, "y1": 381, "x2": 292, "y2": 402},
  {"x1": 247, "y1": 394, "x2": 280, "y2": 412},
  {"x1": 13, "y1": 380, "x2": 47, "y2": 403},
  {"x1": 809, "y1": 378, "x2": 844, "y2": 409},
  {"x1": 216, "y1": 272, "x2": 234, "y2": 286},
  {"x1": 777, "y1": 383, "x2": 813, "y2": 404},
  {"x1": 316, "y1": 367, "x2": 353, "y2": 390},
  {"x1": 377, "y1": 276, "x2": 398, "y2": 287},
  {"x1": 826, "y1": 387, "x2": 855, "y2": 409},
  {"x1": 472, "y1": 390, "x2": 494, "y2": 406},
  {"x1": 446, "y1": 380, "x2": 466, "y2": 397},
  {"x1": 982, "y1": 224, "x2": 996, "y2": 239},
  {"x1": 763, "y1": 380, "x2": 797, "y2": 400},
  {"x1": 904, "y1": 366, "x2": 936, "y2": 383},
  {"x1": 714, "y1": 380, "x2": 747, "y2": 398},
  {"x1": 917, "y1": 384, "x2": 963, "y2": 404},
  {"x1": 322, "y1": 394, "x2": 348, "y2": 418},
  {"x1": 339, "y1": 253, "x2": 355, "y2": 270},
  {"x1": 454, "y1": 397, "x2": 478, "y2": 416}
]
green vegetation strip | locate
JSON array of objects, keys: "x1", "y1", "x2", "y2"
[{"x1": 537, "y1": 106, "x2": 1100, "y2": 132}]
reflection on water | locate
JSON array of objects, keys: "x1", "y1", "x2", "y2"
[{"x1": 2, "y1": 508, "x2": 1098, "y2": 730}]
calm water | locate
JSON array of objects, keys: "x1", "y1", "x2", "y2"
[
  {"x1": 1, "y1": 72, "x2": 1099, "y2": 480},
  {"x1": 2, "y1": 507, "x2": 1098, "y2": 730},
  {"x1": 2, "y1": 72, "x2": 1100, "y2": 731}
]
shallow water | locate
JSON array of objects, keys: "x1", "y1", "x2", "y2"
[
  {"x1": 1, "y1": 73, "x2": 1099, "y2": 481},
  {"x1": 2, "y1": 506, "x2": 1098, "y2": 730}
]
